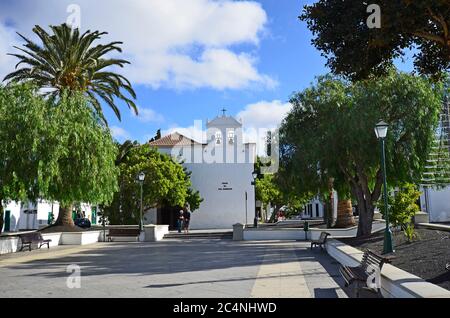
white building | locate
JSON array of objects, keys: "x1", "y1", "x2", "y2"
[
  {"x1": 2, "y1": 200, "x2": 98, "y2": 232},
  {"x1": 419, "y1": 186, "x2": 450, "y2": 222},
  {"x1": 301, "y1": 197, "x2": 325, "y2": 219},
  {"x1": 146, "y1": 114, "x2": 256, "y2": 230}
]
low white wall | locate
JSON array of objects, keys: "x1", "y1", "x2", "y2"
[
  {"x1": 144, "y1": 224, "x2": 169, "y2": 241},
  {"x1": 41, "y1": 232, "x2": 62, "y2": 247},
  {"x1": 310, "y1": 221, "x2": 385, "y2": 240},
  {"x1": 0, "y1": 236, "x2": 19, "y2": 254},
  {"x1": 243, "y1": 229, "x2": 307, "y2": 241},
  {"x1": 241, "y1": 221, "x2": 386, "y2": 241},
  {"x1": 61, "y1": 231, "x2": 101, "y2": 245},
  {"x1": 325, "y1": 239, "x2": 450, "y2": 298}
]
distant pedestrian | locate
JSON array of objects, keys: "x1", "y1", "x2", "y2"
[
  {"x1": 177, "y1": 210, "x2": 184, "y2": 233},
  {"x1": 183, "y1": 208, "x2": 191, "y2": 234}
]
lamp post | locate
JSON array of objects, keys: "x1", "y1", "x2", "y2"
[
  {"x1": 251, "y1": 170, "x2": 258, "y2": 228},
  {"x1": 137, "y1": 171, "x2": 145, "y2": 232},
  {"x1": 374, "y1": 121, "x2": 394, "y2": 254}
]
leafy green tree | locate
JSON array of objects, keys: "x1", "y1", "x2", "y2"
[
  {"x1": 4, "y1": 23, "x2": 137, "y2": 123},
  {"x1": 300, "y1": 1, "x2": 450, "y2": 80},
  {"x1": 280, "y1": 70, "x2": 443, "y2": 236},
  {"x1": 0, "y1": 84, "x2": 47, "y2": 233},
  {"x1": 40, "y1": 92, "x2": 119, "y2": 227},
  {"x1": 378, "y1": 183, "x2": 421, "y2": 242},
  {"x1": 0, "y1": 85, "x2": 118, "y2": 230},
  {"x1": 103, "y1": 144, "x2": 202, "y2": 225}
]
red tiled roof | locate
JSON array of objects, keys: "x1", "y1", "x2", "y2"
[{"x1": 148, "y1": 132, "x2": 201, "y2": 147}]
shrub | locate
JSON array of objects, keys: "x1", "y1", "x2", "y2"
[{"x1": 379, "y1": 183, "x2": 421, "y2": 242}]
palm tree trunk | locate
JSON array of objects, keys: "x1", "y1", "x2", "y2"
[
  {"x1": 335, "y1": 199, "x2": 356, "y2": 228},
  {"x1": 54, "y1": 204, "x2": 75, "y2": 227}
]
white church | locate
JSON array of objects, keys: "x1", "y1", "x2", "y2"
[{"x1": 145, "y1": 114, "x2": 256, "y2": 230}]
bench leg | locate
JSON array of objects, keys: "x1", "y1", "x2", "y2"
[{"x1": 354, "y1": 281, "x2": 360, "y2": 298}]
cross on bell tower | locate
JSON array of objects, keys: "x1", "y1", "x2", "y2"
[{"x1": 221, "y1": 107, "x2": 227, "y2": 116}]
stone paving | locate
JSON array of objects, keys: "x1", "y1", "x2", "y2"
[{"x1": 0, "y1": 239, "x2": 351, "y2": 298}]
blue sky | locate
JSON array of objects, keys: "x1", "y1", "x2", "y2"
[{"x1": 0, "y1": 0, "x2": 414, "y2": 145}]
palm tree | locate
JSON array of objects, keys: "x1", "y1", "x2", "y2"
[{"x1": 3, "y1": 23, "x2": 137, "y2": 123}]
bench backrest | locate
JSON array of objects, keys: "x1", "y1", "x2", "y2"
[
  {"x1": 19, "y1": 232, "x2": 43, "y2": 243},
  {"x1": 109, "y1": 228, "x2": 141, "y2": 235},
  {"x1": 361, "y1": 249, "x2": 390, "y2": 272},
  {"x1": 318, "y1": 232, "x2": 331, "y2": 243}
]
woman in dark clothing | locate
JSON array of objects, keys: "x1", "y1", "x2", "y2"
[{"x1": 183, "y1": 208, "x2": 191, "y2": 234}]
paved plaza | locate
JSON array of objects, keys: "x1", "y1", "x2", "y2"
[{"x1": 0, "y1": 239, "x2": 351, "y2": 298}]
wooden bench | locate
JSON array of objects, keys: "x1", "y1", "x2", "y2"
[
  {"x1": 310, "y1": 232, "x2": 331, "y2": 250},
  {"x1": 19, "y1": 232, "x2": 51, "y2": 251},
  {"x1": 107, "y1": 228, "x2": 141, "y2": 242},
  {"x1": 339, "y1": 249, "x2": 391, "y2": 297}
]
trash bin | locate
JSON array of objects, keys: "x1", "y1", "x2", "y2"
[{"x1": 303, "y1": 221, "x2": 309, "y2": 240}]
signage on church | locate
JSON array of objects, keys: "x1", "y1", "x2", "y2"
[{"x1": 218, "y1": 182, "x2": 232, "y2": 191}]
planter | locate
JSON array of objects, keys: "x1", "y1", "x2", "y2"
[
  {"x1": 325, "y1": 238, "x2": 450, "y2": 298},
  {"x1": 0, "y1": 236, "x2": 19, "y2": 254},
  {"x1": 143, "y1": 224, "x2": 169, "y2": 241},
  {"x1": 41, "y1": 232, "x2": 62, "y2": 247},
  {"x1": 61, "y1": 231, "x2": 101, "y2": 245}
]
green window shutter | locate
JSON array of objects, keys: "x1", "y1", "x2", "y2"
[{"x1": 4, "y1": 211, "x2": 11, "y2": 232}]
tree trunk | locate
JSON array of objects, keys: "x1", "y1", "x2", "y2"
[
  {"x1": 335, "y1": 199, "x2": 356, "y2": 228},
  {"x1": 353, "y1": 186, "x2": 375, "y2": 237},
  {"x1": 0, "y1": 201, "x2": 4, "y2": 234},
  {"x1": 54, "y1": 204, "x2": 75, "y2": 227}
]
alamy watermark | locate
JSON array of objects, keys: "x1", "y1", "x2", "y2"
[
  {"x1": 166, "y1": 120, "x2": 279, "y2": 174},
  {"x1": 66, "y1": 264, "x2": 81, "y2": 289},
  {"x1": 365, "y1": 3, "x2": 381, "y2": 29},
  {"x1": 66, "y1": 4, "x2": 81, "y2": 29}
]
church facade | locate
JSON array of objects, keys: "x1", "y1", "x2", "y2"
[{"x1": 146, "y1": 114, "x2": 256, "y2": 229}]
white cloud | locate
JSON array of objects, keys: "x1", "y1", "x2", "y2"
[
  {"x1": 0, "y1": 0, "x2": 276, "y2": 90},
  {"x1": 110, "y1": 126, "x2": 131, "y2": 142},
  {"x1": 163, "y1": 121, "x2": 206, "y2": 143},
  {"x1": 160, "y1": 100, "x2": 292, "y2": 153},
  {"x1": 133, "y1": 106, "x2": 164, "y2": 123},
  {"x1": 0, "y1": 24, "x2": 19, "y2": 79},
  {"x1": 237, "y1": 100, "x2": 292, "y2": 130}
]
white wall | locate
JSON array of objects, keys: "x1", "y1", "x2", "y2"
[
  {"x1": 185, "y1": 162, "x2": 255, "y2": 229},
  {"x1": 300, "y1": 197, "x2": 324, "y2": 219},
  {"x1": 152, "y1": 124, "x2": 256, "y2": 230},
  {"x1": 20, "y1": 200, "x2": 60, "y2": 230},
  {"x1": 419, "y1": 186, "x2": 450, "y2": 222},
  {"x1": 2, "y1": 201, "x2": 21, "y2": 232}
]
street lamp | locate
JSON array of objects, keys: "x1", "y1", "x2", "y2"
[
  {"x1": 374, "y1": 121, "x2": 394, "y2": 254},
  {"x1": 137, "y1": 171, "x2": 145, "y2": 232},
  {"x1": 251, "y1": 170, "x2": 258, "y2": 228}
]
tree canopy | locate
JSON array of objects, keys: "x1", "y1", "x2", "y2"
[
  {"x1": 0, "y1": 84, "x2": 119, "y2": 229},
  {"x1": 300, "y1": 1, "x2": 450, "y2": 80},
  {"x1": 280, "y1": 70, "x2": 444, "y2": 236},
  {"x1": 0, "y1": 84, "x2": 47, "y2": 232}
]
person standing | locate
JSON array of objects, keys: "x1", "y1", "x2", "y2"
[
  {"x1": 183, "y1": 207, "x2": 191, "y2": 234},
  {"x1": 177, "y1": 210, "x2": 184, "y2": 233}
]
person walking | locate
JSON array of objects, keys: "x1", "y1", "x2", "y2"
[
  {"x1": 177, "y1": 209, "x2": 184, "y2": 233},
  {"x1": 183, "y1": 207, "x2": 191, "y2": 234}
]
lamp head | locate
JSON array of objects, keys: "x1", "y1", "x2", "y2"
[
  {"x1": 374, "y1": 120, "x2": 388, "y2": 139},
  {"x1": 138, "y1": 171, "x2": 145, "y2": 182}
]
